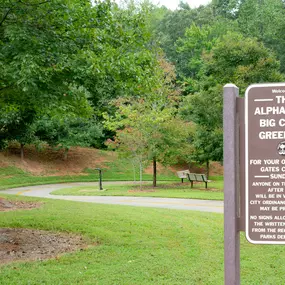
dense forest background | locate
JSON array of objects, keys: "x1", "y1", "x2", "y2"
[{"x1": 1, "y1": 0, "x2": 285, "y2": 180}]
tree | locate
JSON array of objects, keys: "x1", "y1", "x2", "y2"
[
  {"x1": 0, "y1": 105, "x2": 37, "y2": 159},
  {"x1": 176, "y1": 20, "x2": 238, "y2": 81},
  {"x1": 180, "y1": 32, "x2": 284, "y2": 172},
  {"x1": 237, "y1": 0, "x2": 285, "y2": 72},
  {"x1": 211, "y1": 0, "x2": 240, "y2": 18},
  {"x1": 105, "y1": 57, "x2": 192, "y2": 187},
  {"x1": 106, "y1": 106, "x2": 192, "y2": 187},
  {"x1": 0, "y1": 0, "x2": 159, "y2": 153},
  {"x1": 180, "y1": 86, "x2": 223, "y2": 176},
  {"x1": 0, "y1": 0, "x2": 99, "y2": 153},
  {"x1": 34, "y1": 116, "x2": 103, "y2": 159},
  {"x1": 201, "y1": 32, "x2": 284, "y2": 94},
  {"x1": 106, "y1": 127, "x2": 148, "y2": 189},
  {"x1": 152, "y1": 3, "x2": 214, "y2": 78}
]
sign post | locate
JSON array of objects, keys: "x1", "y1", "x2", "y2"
[
  {"x1": 223, "y1": 84, "x2": 240, "y2": 285},
  {"x1": 245, "y1": 83, "x2": 285, "y2": 244},
  {"x1": 224, "y1": 82, "x2": 285, "y2": 284}
]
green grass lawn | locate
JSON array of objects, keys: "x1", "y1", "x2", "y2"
[
  {"x1": 51, "y1": 181, "x2": 224, "y2": 200},
  {"x1": 1, "y1": 194, "x2": 285, "y2": 284}
]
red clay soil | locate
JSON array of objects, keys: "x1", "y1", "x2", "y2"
[
  {"x1": 0, "y1": 144, "x2": 224, "y2": 177},
  {"x1": 0, "y1": 145, "x2": 114, "y2": 176},
  {"x1": 0, "y1": 228, "x2": 88, "y2": 265}
]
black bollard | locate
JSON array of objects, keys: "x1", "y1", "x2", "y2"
[{"x1": 94, "y1": 168, "x2": 103, "y2": 190}]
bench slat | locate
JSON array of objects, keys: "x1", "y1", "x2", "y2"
[{"x1": 186, "y1": 173, "x2": 209, "y2": 189}]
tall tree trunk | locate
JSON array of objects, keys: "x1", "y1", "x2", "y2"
[
  {"x1": 206, "y1": 160, "x2": 210, "y2": 179},
  {"x1": 153, "y1": 157, "x2": 157, "y2": 188},
  {"x1": 20, "y1": 143, "x2": 24, "y2": 161}
]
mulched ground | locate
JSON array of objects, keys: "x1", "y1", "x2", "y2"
[
  {"x1": 0, "y1": 198, "x2": 89, "y2": 265},
  {"x1": 0, "y1": 228, "x2": 88, "y2": 265},
  {"x1": 0, "y1": 198, "x2": 41, "y2": 212}
]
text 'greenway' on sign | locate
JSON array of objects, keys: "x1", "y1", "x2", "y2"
[{"x1": 246, "y1": 83, "x2": 285, "y2": 244}]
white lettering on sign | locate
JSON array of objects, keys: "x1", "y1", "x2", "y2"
[{"x1": 252, "y1": 95, "x2": 285, "y2": 139}]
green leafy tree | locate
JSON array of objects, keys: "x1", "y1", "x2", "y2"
[
  {"x1": 106, "y1": 127, "x2": 148, "y2": 189},
  {"x1": 180, "y1": 32, "x2": 284, "y2": 172},
  {"x1": 0, "y1": 106, "x2": 37, "y2": 159},
  {"x1": 153, "y1": 3, "x2": 214, "y2": 78},
  {"x1": 34, "y1": 115, "x2": 103, "y2": 159},
  {"x1": 180, "y1": 86, "x2": 223, "y2": 176},
  {"x1": 0, "y1": 0, "x2": 158, "y2": 153},
  {"x1": 211, "y1": 0, "x2": 240, "y2": 18},
  {"x1": 237, "y1": 0, "x2": 285, "y2": 72},
  {"x1": 176, "y1": 19, "x2": 238, "y2": 88},
  {"x1": 105, "y1": 58, "x2": 192, "y2": 187},
  {"x1": 201, "y1": 32, "x2": 284, "y2": 94}
]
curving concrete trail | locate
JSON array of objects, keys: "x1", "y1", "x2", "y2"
[{"x1": 1, "y1": 182, "x2": 223, "y2": 213}]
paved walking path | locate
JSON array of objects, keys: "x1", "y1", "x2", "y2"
[{"x1": 1, "y1": 182, "x2": 223, "y2": 213}]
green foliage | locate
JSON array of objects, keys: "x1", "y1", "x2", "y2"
[
  {"x1": 153, "y1": 4, "x2": 214, "y2": 77},
  {"x1": 180, "y1": 32, "x2": 283, "y2": 167},
  {"x1": 237, "y1": 0, "x2": 285, "y2": 72},
  {"x1": 34, "y1": 116, "x2": 103, "y2": 152},
  {"x1": 176, "y1": 19, "x2": 238, "y2": 80},
  {"x1": 104, "y1": 58, "x2": 193, "y2": 185},
  {"x1": 0, "y1": 0, "x2": 160, "y2": 153},
  {"x1": 211, "y1": 0, "x2": 240, "y2": 18},
  {"x1": 202, "y1": 32, "x2": 284, "y2": 94}
]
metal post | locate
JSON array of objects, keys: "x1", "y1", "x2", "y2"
[
  {"x1": 223, "y1": 84, "x2": 240, "y2": 285},
  {"x1": 95, "y1": 168, "x2": 103, "y2": 191},
  {"x1": 99, "y1": 169, "x2": 103, "y2": 190}
]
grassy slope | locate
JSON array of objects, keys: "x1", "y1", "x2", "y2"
[
  {"x1": 0, "y1": 162, "x2": 178, "y2": 191},
  {"x1": 0, "y1": 195, "x2": 285, "y2": 284},
  {"x1": 0, "y1": 147, "x2": 223, "y2": 192}
]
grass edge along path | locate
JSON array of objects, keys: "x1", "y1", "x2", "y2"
[
  {"x1": 1, "y1": 195, "x2": 285, "y2": 284},
  {"x1": 51, "y1": 181, "x2": 224, "y2": 200}
]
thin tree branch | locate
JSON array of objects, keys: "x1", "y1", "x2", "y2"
[{"x1": 0, "y1": 8, "x2": 12, "y2": 27}]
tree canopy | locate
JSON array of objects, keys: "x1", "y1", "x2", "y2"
[
  {"x1": 2, "y1": 0, "x2": 285, "y2": 178},
  {"x1": 0, "y1": 0, "x2": 158, "y2": 157}
]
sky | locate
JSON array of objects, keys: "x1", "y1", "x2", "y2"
[{"x1": 152, "y1": 0, "x2": 211, "y2": 10}]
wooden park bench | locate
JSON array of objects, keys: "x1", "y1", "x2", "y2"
[
  {"x1": 176, "y1": 170, "x2": 191, "y2": 183},
  {"x1": 186, "y1": 173, "x2": 210, "y2": 189}
]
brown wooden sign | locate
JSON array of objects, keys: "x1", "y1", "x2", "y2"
[{"x1": 246, "y1": 83, "x2": 285, "y2": 244}]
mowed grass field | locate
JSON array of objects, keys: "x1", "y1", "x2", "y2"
[
  {"x1": 51, "y1": 180, "x2": 224, "y2": 200},
  {"x1": 1, "y1": 194, "x2": 285, "y2": 284}
]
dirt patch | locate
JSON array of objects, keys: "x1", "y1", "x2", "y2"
[
  {"x1": 0, "y1": 198, "x2": 42, "y2": 212},
  {"x1": 0, "y1": 228, "x2": 89, "y2": 265}
]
